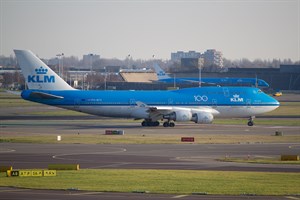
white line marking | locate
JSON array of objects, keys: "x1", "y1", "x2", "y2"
[
  {"x1": 286, "y1": 197, "x2": 300, "y2": 200},
  {"x1": 172, "y1": 194, "x2": 188, "y2": 198},
  {"x1": 0, "y1": 148, "x2": 16, "y2": 153},
  {"x1": 70, "y1": 192, "x2": 103, "y2": 196},
  {"x1": 52, "y1": 148, "x2": 127, "y2": 161}
]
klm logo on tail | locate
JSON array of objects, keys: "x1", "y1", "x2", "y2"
[{"x1": 28, "y1": 66, "x2": 55, "y2": 83}]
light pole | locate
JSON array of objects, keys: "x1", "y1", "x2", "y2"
[
  {"x1": 89, "y1": 53, "x2": 93, "y2": 89},
  {"x1": 198, "y1": 58, "x2": 203, "y2": 87},
  {"x1": 104, "y1": 67, "x2": 107, "y2": 90},
  {"x1": 56, "y1": 53, "x2": 64, "y2": 78},
  {"x1": 127, "y1": 54, "x2": 131, "y2": 68}
]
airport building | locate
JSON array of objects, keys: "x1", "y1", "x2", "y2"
[
  {"x1": 82, "y1": 54, "x2": 100, "y2": 68},
  {"x1": 119, "y1": 69, "x2": 157, "y2": 83},
  {"x1": 171, "y1": 50, "x2": 223, "y2": 68},
  {"x1": 202, "y1": 49, "x2": 223, "y2": 68},
  {"x1": 171, "y1": 51, "x2": 201, "y2": 61}
]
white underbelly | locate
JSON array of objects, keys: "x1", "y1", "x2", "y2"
[
  {"x1": 214, "y1": 105, "x2": 279, "y2": 118},
  {"x1": 60, "y1": 105, "x2": 144, "y2": 118}
]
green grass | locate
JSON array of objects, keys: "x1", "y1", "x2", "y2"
[
  {"x1": 27, "y1": 110, "x2": 89, "y2": 116},
  {"x1": 263, "y1": 102, "x2": 300, "y2": 116},
  {"x1": 1, "y1": 169, "x2": 299, "y2": 195},
  {"x1": 1, "y1": 131, "x2": 300, "y2": 144},
  {"x1": 214, "y1": 118, "x2": 300, "y2": 126},
  {"x1": 0, "y1": 98, "x2": 38, "y2": 107},
  {"x1": 219, "y1": 157, "x2": 300, "y2": 165}
]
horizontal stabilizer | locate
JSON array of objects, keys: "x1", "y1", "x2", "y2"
[{"x1": 29, "y1": 91, "x2": 64, "y2": 99}]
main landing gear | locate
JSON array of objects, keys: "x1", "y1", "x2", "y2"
[
  {"x1": 141, "y1": 120, "x2": 176, "y2": 127},
  {"x1": 247, "y1": 116, "x2": 255, "y2": 126},
  {"x1": 141, "y1": 120, "x2": 160, "y2": 127},
  {"x1": 163, "y1": 121, "x2": 175, "y2": 127}
]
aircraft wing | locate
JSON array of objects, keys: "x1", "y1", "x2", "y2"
[
  {"x1": 136, "y1": 101, "x2": 219, "y2": 122},
  {"x1": 147, "y1": 106, "x2": 173, "y2": 121}
]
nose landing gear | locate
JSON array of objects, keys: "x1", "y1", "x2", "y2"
[{"x1": 248, "y1": 116, "x2": 255, "y2": 126}]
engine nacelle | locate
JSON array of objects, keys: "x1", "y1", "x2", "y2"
[
  {"x1": 164, "y1": 110, "x2": 193, "y2": 122},
  {"x1": 192, "y1": 112, "x2": 214, "y2": 124}
]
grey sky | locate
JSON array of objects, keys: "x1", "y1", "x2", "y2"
[{"x1": 1, "y1": 0, "x2": 299, "y2": 61}]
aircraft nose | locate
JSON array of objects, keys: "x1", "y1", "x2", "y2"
[{"x1": 271, "y1": 96, "x2": 280, "y2": 107}]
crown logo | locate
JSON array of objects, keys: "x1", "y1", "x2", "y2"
[
  {"x1": 35, "y1": 66, "x2": 48, "y2": 74},
  {"x1": 233, "y1": 94, "x2": 239, "y2": 98}
]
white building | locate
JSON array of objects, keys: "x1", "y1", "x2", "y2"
[
  {"x1": 171, "y1": 50, "x2": 223, "y2": 68},
  {"x1": 171, "y1": 51, "x2": 201, "y2": 61},
  {"x1": 202, "y1": 49, "x2": 223, "y2": 68}
]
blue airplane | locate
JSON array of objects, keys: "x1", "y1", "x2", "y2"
[
  {"x1": 153, "y1": 64, "x2": 269, "y2": 87},
  {"x1": 15, "y1": 50, "x2": 279, "y2": 127}
]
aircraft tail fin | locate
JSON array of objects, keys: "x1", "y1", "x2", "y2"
[
  {"x1": 14, "y1": 49, "x2": 74, "y2": 90},
  {"x1": 152, "y1": 63, "x2": 170, "y2": 80}
]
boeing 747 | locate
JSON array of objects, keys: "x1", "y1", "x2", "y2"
[{"x1": 15, "y1": 50, "x2": 279, "y2": 127}]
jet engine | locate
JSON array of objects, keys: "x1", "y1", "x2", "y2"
[
  {"x1": 192, "y1": 112, "x2": 214, "y2": 124},
  {"x1": 163, "y1": 110, "x2": 193, "y2": 121}
]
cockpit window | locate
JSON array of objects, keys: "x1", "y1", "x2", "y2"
[{"x1": 258, "y1": 89, "x2": 262, "y2": 93}]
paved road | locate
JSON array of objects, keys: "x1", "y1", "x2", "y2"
[
  {"x1": 0, "y1": 187, "x2": 298, "y2": 200},
  {"x1": 1, "y1": 142, "x2": 299, "y2": 172},
  {"x1": 1, "y1": 114, "x2": 299, "y2": 200}
]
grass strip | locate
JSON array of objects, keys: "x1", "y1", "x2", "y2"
[
  {"x1": 1, "y1": 169, "x2": 299, "y2": 195},
  {"x1": 1, "y1": 132, "x2": 300, "y2": 144},
  {"x1": 214, "y1": 118, "x2": 300, "y2": 126},
  {"x1": 219, "y1": 157, "x2": 300, "y2": 165}
]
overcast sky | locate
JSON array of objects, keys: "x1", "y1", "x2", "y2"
[{"x1": 1, "y1": 0, "x2": 299, "y2": 61}]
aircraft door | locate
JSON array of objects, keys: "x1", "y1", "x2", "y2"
[
  {"x1": 246, "y1": 99, "x2": 251, "y2": 108},
  {"x1": 74, "y1": 99, "x2": 80, "y2": 109},
  {"x1": 212, "y1": 99, "x2": 217, "y2": 108},
  {"x1": 223, "y1": 87, "x2": 229, "y2": 97},
  {"x1": 168, "y1": 98, "x2": 173, "y2": 105}
]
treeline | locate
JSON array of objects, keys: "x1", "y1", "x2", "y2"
[
  {"x1": 0, "y1": 54, "x2": 299, "y2": 70},
  {"x1": 223, "y1": 58, "x2": 299, "y2": 68}
]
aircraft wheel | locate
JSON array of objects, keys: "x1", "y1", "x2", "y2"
[
  {"x1": 154, "y1": 121, "x2": 160, "y2": 126},
  {"x1": 169, "y1": 122, "x2": 175, "y2": 127},
  {"x1": 163, "y1": 122, "x2": 169, "y2": 127},
  {"x1": 247, "y1": 121, "x2": 254, "y2": 126},
  {"x1": 141, "y1": 121, "x2": 147, "y2": 126}
]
